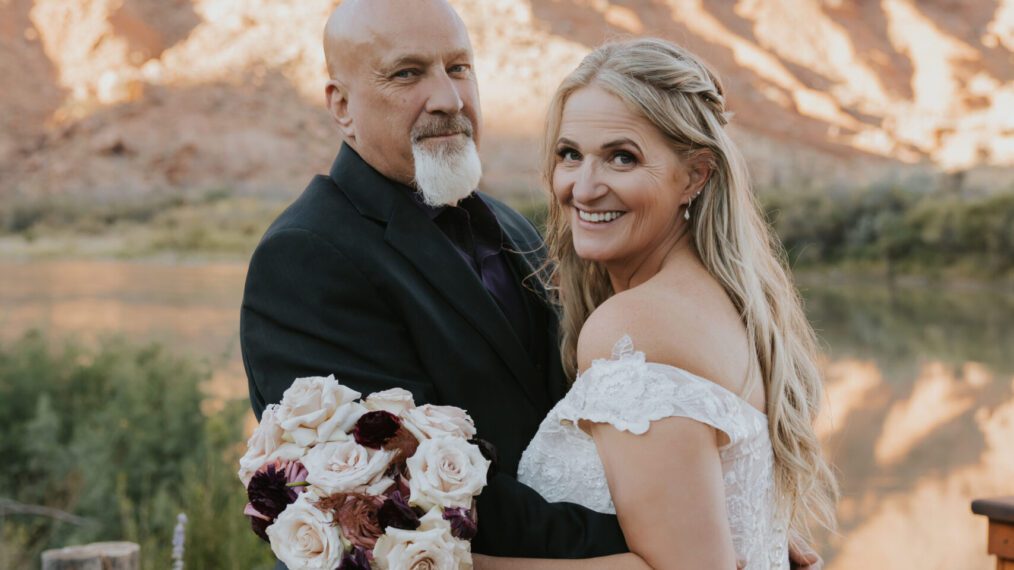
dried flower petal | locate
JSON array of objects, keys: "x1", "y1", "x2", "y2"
[
  {"x1": 383, "y1": 426, "x2": 420, "y2": 460},
  {"x1": 337, "y1": 494, "x2": 385, "y2": 549}
]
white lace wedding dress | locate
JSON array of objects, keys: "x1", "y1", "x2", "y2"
[{"x1": 518, "y1": 336, "x2": 789, "y2": 569}]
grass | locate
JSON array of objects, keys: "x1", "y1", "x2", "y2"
[
  {"x1": 0, "y1": 189, "x2": 287, "y2": 261},
  {"x1": 3, "y1": 182, "x2": 1013, "y2": 281}
]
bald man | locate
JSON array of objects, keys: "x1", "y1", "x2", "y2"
[{"x1": 240, "y1": 0, "x2": 629, "y2": 564}]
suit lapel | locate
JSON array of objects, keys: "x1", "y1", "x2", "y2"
[
  {"x1": 384, "y1": 198, "x2": 546, "y2": 410},
  {"x1": 495, "y1": 209, "x2": 569, "y2": 408},
  {"x1": 328, "y1": 144, "x2": 545, "y2": 410}
]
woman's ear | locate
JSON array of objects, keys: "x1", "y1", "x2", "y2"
[
  {"x1": 325, "y1": 80, "x2": 354, "y2": 140},
  {"x1": 682, "y1": 149, "x2": 715, "y2": 201}
]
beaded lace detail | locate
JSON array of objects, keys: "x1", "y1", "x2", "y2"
[{"x1": 518, "y1": 336, "x2": 788, "y2": 569}]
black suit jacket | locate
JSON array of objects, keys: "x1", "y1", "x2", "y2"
[{"x1": 240, "y1": 145, "x2": 627, "y2": 560}]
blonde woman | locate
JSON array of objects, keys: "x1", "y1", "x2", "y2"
[{"x1": 475, "y1": 38, "x2": 837, "y2": 569}]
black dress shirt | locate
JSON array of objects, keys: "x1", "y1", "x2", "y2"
[{"x1": 407, "y1": 191, "x2": 532, "y2": 352}]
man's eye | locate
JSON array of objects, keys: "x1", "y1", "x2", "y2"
[{"x1": 557, "y1": 148, "x2": 581, "y2": 162}]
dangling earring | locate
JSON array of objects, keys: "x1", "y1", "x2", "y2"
[{"x1": 684, "y1": 192, "x2": 701, "y2": 221}]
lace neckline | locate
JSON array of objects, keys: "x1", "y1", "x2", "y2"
[{"x1": 582, "y1": 334, "x2": 767, "y2": 419}]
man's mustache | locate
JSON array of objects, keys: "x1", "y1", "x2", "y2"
[{"x1": 411, "y1": 115, "x2": 474, "y2": 143}]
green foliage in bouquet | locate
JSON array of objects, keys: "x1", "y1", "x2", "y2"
[{"x1": 0, "y1": 331, "x2": 274, "y2": 569}]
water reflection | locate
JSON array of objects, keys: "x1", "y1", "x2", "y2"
[
  {"x1": 1, "y1": 261, "x2": 1012, "y2": 568},
  {"x1": 802, "y1": 282, "x2": 1014, "y2": 569},
  {"x1": 0, "y1": 260, "x2": 248, "y2": 401}
]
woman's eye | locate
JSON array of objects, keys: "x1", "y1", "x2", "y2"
[{"x1": 610, "y1": 152, "x2": 636, "y2": 166}]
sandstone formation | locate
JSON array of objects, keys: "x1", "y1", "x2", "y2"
[{"x1": 2, "y1": 0, "x2": 1011, "y2": 202}]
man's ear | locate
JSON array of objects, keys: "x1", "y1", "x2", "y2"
[{"x1": 325, "y1": 80, "x2": 354, "y2": 140}]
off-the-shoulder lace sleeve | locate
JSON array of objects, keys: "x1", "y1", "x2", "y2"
[
  {"x1": 556, "y1": 335, "x2": 758, "y2": 447},
  {"x1": 518, "y1": 337, "x2": 787, "y2": 566}
]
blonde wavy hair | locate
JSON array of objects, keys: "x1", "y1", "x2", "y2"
[{"x1": 542, "y1": 38, "x2": 838, "y2": 537}]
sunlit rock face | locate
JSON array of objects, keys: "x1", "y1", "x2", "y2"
[{"x1": 1, "y1": 0, "x2": 1011, "y2": 200}]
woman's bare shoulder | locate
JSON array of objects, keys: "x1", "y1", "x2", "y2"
[
  {"x1": 577, "y1": 277, "x2": 751, "y2": 394},
  {"x1": 578, "y1": 285, "x2": 696, "y2": 368}
]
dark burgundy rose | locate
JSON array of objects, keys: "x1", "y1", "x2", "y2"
[
  {"x1": 340, "y1": 546, "x2": 372, "y2": 570},
  {"x1": 247, "y1": 461, "x2": 305, "y2": 520},
  {"x1": 353, "y1": 411, "x2": 401, "y2": 448},
  {"x1": 469, "y1": 437, "x2": 498, "y2": 478},
  {"x1": 249, "y1": 515, "x2": 271, "y2": 542},
  {"x1": 377, "y1": 490, "x2": 422, "y2": 531},
  {"x1": 442, "y1": 506, "x2": 478, "y2": 540},
  {"x1": 244, "y1": 503, "x2": 272, "y2": 542}
]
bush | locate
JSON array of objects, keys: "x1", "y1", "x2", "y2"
[
  {"x1": 763, "y1": 185, "x2": 1014, "y2": 276},
  {"x1": 0, "y1": 332, "x2": 274, "y2": 569}
]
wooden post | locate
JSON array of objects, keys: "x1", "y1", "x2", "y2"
[
  {"x1": 973, "y1": 497, "x2": 1014, "y2": 570},
  {"x1": 41, "y1": 542, "x2": 140, "y2": 570}
]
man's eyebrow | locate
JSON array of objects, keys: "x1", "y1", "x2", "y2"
[
  {"x1": 444, "y1": 49, "x2": 471, "y2": 62},
  {"x1": 379, "y1": 54, "x2": 431, "y2": 73},
  {"x1": 379, "y1": 49, "x2": 472, "y2": 74}
]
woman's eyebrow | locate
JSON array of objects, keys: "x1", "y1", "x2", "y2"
[{"x1": 601, "y1": 138, "x2": 642, "y2": 153}]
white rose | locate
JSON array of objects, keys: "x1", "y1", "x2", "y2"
[
  {"x1": 266, "y1": 492, "x2": 347, "y2": 570},
  {"x1": 303, "y1": 440, "x2": 394, "y2": 495},
  {"x1": 372, "y1": 525, "x2": 460, "y2": 570},
  {"x1": 277, "y1": 375, "x2": 367, "y2": 447},
  {"x1": 364, "y1": 387, "x2": 417, "y2": 415},
  {"x1": 238, "y1": 404, "x2": 304, "y2": 486},
  {"x1": 407, "y1": 437, "x2": 489, "y2": 510},
  {"x1": 403, "y1": 405, "x2": 476, "y2": 441},
  {"x1": 417, "y1": 508, "x2": 473, "y2": 568}
]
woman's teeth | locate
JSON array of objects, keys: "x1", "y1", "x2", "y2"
[{"x1": 578, "y1": 210, "x2": 624, "y2": 223}]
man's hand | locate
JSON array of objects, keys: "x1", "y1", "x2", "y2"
[{"x1": 788, "y1": 531, "x2": 823, "y2": 570}]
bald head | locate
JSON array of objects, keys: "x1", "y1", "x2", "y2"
[
  {"x1": 321, "y1": 0, "x2": 482, "y2": 188},
  {"x1": 324, "y1": 0, "x2": 466, "y2": 80}
]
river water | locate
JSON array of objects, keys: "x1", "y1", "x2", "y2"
[{"x1": 1, "y1": 260, "x2": 1011, "y2": 569}]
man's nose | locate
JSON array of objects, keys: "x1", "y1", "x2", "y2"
[
  {"x1": 425, "y1": 69, "x2": 464, "y2": 115},
  {"x1": 572, "y1": 161, "x2": 607, "y2": 203}
]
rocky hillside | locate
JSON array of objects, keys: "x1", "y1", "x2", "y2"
[{"x1": 2, "y1": 0, "x2": 1012, "y2": 202}]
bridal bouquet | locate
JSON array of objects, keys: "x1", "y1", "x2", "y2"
[{"x1": 238, "y1": 375, "x2": 493, "y2": 569}]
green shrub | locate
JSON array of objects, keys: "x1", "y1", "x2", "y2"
[
  {"x1": 0, "y1": 332, "x2": 273, "y2": 569},
  {"x1": 763, "y1": 186, "x2": 1014, "y2": 276}
]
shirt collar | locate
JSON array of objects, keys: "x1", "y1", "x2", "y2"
[
  {"x1": 405, "y1": 189, "x2": 507, "y2": 252},
  {"x1": 405, "y1": 187, "x2": 447, "y2": 221}
]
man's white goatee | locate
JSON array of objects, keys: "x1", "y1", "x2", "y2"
[{"x1": 411, "y1": 138, "x2": 483, "y2": 208}]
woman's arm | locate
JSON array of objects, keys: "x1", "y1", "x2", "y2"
[
  {"x1": 473, "y1": 552, "x2": 651, "y2": 570},
  {"x1": 473, "y1": 416, "x2": 737, "y2": 570},
  {"x1": 588, "y1": 416, "x2": 738, "y2": 570}
]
